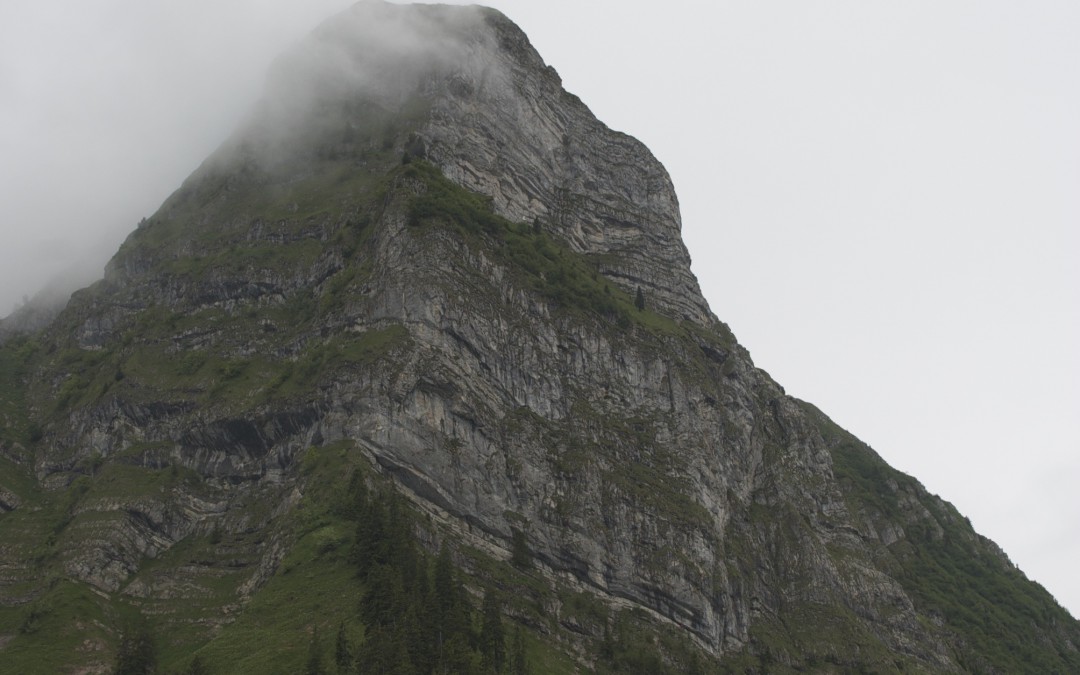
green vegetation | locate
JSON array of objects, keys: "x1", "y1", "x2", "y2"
[
  {"x1": 0, "y1": 442, "x2": 599, "y2": 674},
  {"x1": 594, "y1": 609, "x2": 715, "y2": 675},
  {"x1": 570, "y1": 400, "x2": 711, "y2": 532},
  {"x1": 122, "y1": 146, "x2": 393, "y2": 262},
  {"x1": 117, "y1": 94, "x2": 434, "y2": 270},
  {"x1": 403, "y1": 160, "x2": 680, "y2": 334},
  {"x1": 350, "y1": 479, "x2": 522, "y2": 674},
  {"x1": 64, "y1": 308, "x2": 412, "y2": 416},
  {"x1": 0, "y1": 335, "x2": 37, "y2": 446},
  {"x1": 113, "y1": 617, "x2": 157, "y2": 675},
  {"x1": 0, "y1": 579, "x2": 116, "y2": 674},
  {"x1": 899, "y1": 506, "x2": 1080, "y2": 673},
  {"x1": 604, "y1": 456, "x2": 710, "y2": 530},
  {"x1": 266, "y1": 325, "x2": 412, "y2": 402},
  {"x1": 741, "y1": 603, "x2": 913, "y2": 674},
  {"x1": 510, "y1": 527, "x2": 532, "y2": 569},
  {"x1": 3, "y1": 108, "x2": 1076, "y2": 675},
  {"x1": 163, "y1": 239, "x2": 325, "y2": 281},
  {"x1": 153, "y1": 448, "x2": 540, "y2": 675},
  {"x1": 805, "y1": 401, "x2": 1080, "y2": 674}
]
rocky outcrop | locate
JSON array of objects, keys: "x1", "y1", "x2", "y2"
[
  {"x1": 418, "y1": 10, "x2": 712, "y2": 325},
  {"x1": 161, "y1": 1, "x2": 711, "y2": 325},
  {"x1": 2, "y1": 2, "x2": 1078, "y2": 672}
]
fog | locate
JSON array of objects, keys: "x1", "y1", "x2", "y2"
[
  {"x1": 1, "y1": 0, "x2": 1077, "y2": 617},
  {"x1": 193, "y1": 2, "x2": 497, "y2": 180},
  {"x1": 0, "y1": 0, "x2": 353, "y2": 315}
]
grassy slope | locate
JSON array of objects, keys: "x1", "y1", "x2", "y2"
[{"x1": 806, "y1": 400, "x2": 1080, "y2": 674}]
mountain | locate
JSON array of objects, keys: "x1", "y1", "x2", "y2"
[{"x1": 1, "y1": 2, "x2": 1077, "y2": 673}]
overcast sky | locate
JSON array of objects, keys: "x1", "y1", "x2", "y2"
[{"x1": 1, "y1": 1, "x2": 1077, "y2": 617}]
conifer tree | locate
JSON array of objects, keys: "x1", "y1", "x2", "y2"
[
  {"x1": 442, "y1": 632, "x2": 481, "y2": 675},
  {"x1": 356, "y1": 625, "x2": 417, "y2": 675},
  {"x1": 511, "y1": 627, "x2": 528, "y2": 675},
  {"x1": 353, "y1": 493, "x2": 385, "y2": 574},
  {"x1": 341, "y1": 471, "x2": 367, "y2": 521},
  {"x1": 335, "y1": 622, "x2": 351, "y2": 674},
  {"x1": 433, "y1": 543, "x2": 456, "y2": 628},
  {"x1": 360, "y1": 564, "x2": 406, "y2": 627},
  {"x1": 113, "y1": 620, "x2": 156, "y2": 675},
  {"x1": 385, "y1": 494, "x2": 421, "y2": 589},
  {"x1": 412, "y1": 571, "x2": 438, "y2": 674},
  {"x1": 185, "y1": 654, "x2": 210, "y2": 675},
  {"x1": 401, "y1": 599, "x2": 431, "y2": 674},
  {"x1": 510, "y1": 528, "x2": 531, "y2": 569},
  {"x1": 480, "y1": 591, "x2": 506, "y2": 673}
]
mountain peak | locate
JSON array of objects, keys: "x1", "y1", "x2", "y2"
[
  {"x1": 193, "y1": 0, "x2": 713, "y2": 325},
  {"x1": 2, "y1": 4, "x2": 1077, "y2": 673}
]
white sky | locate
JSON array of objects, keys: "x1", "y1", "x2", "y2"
[{"x1": 1, "y1": 1, "x2": 1077, "y2": 617}]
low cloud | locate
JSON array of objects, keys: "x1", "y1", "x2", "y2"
[{"x1": 0, "y1": 2, "x2": 511, "y2": 319}]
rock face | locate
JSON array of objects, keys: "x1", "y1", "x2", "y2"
[
  {"x1": 1, "y1": 2, "x2": 1078, "y2": 673},
  {"x1": 223, "y1": 1, "x2": 711, "y2": 325}
]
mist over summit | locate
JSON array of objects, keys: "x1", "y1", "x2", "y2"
[{"x1": 1, "y1": 2, "x2": 1077, "y2": 673}]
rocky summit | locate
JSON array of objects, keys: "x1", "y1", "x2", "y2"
[{"x1": 1, "y1": 2, "x2": 1077, "y2": 673}]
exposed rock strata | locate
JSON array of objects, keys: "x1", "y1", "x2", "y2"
[{"x1": 1, "y1": 2, "x2": 1077, "y2": 672}]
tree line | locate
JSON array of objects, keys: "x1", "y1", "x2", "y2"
[
  {"x1": 112, "y1": 471, "x2": 529, "y2": 674},
  {"x1": 327, "y1": 474, "x2": 528, "y2": 674}
]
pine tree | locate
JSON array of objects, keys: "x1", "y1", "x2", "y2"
[
  {"x1": 401, "y1": 598, "x2": 432, "y2": 675},
  {"x1": 113, "y1": 620, "x2": 156, "y2": 675},
  {"x1": 480, "y1": 591, "x2": 506, "y2": 674},
  {"x1": 442, "y1": 632, "x2": 481, "y2": 675},
  {"x1": 433, "y1": 543, "x2": 456, "y2": 626},
  {"x1": 185, "y1": 654, "x2": 210, "y2": 675},
  {"x1": 356, "y1": 625, "x2": 417, "y2": 675},
  {"x1": 511, "y1": 627, "x2": 528, "y2": 675},
  {"x1": 360, "y1": 564, "x2": 406, "y2": 627},
  {"x1": 385, "y1": 494, "x2": 421, "y2": 589},
  {"x1": 341, "y1": 471, "x2": 367, "y2": 521},
  {"x1": 510, "y1": 528, "x2": 531, "y2": 569},
  {"x1": 353, "y1": 492, "x2": 385, "y2": 574},
  {"x1": 412, "y1": 571, "x2": 438, "y2": 674},
  {"x1": 335, "y1": 622, "x2": 351, "y2": 674},
  {"x1": 634, "y1": 286, "x2": 645, "y2": 311}
]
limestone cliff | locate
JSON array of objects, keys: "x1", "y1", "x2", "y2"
[{"x1": 1, "y1": 3, "x2": 1077, "y2": 673}]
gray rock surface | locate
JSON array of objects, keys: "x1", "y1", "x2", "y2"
[{"x1": 2, "y1": 2, "x2": 1077, "y2": 672}]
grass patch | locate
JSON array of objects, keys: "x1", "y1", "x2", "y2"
[
  {"x1": 188, "y1": 529, "x2": 365, "y2": 674},
  {"x1": 163, "y1": 239, "x2": 324, "y2": 281},
  {"x1": 266, "y1": 324, "x2": 412, "y2": 402},
  {"x1": 0, "y1": 579, "x2": 116, "y2": 674}
]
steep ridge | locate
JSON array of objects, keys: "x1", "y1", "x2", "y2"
[{"x1": 0, "y1": 2, "x2": 1077, "y2": 673}]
